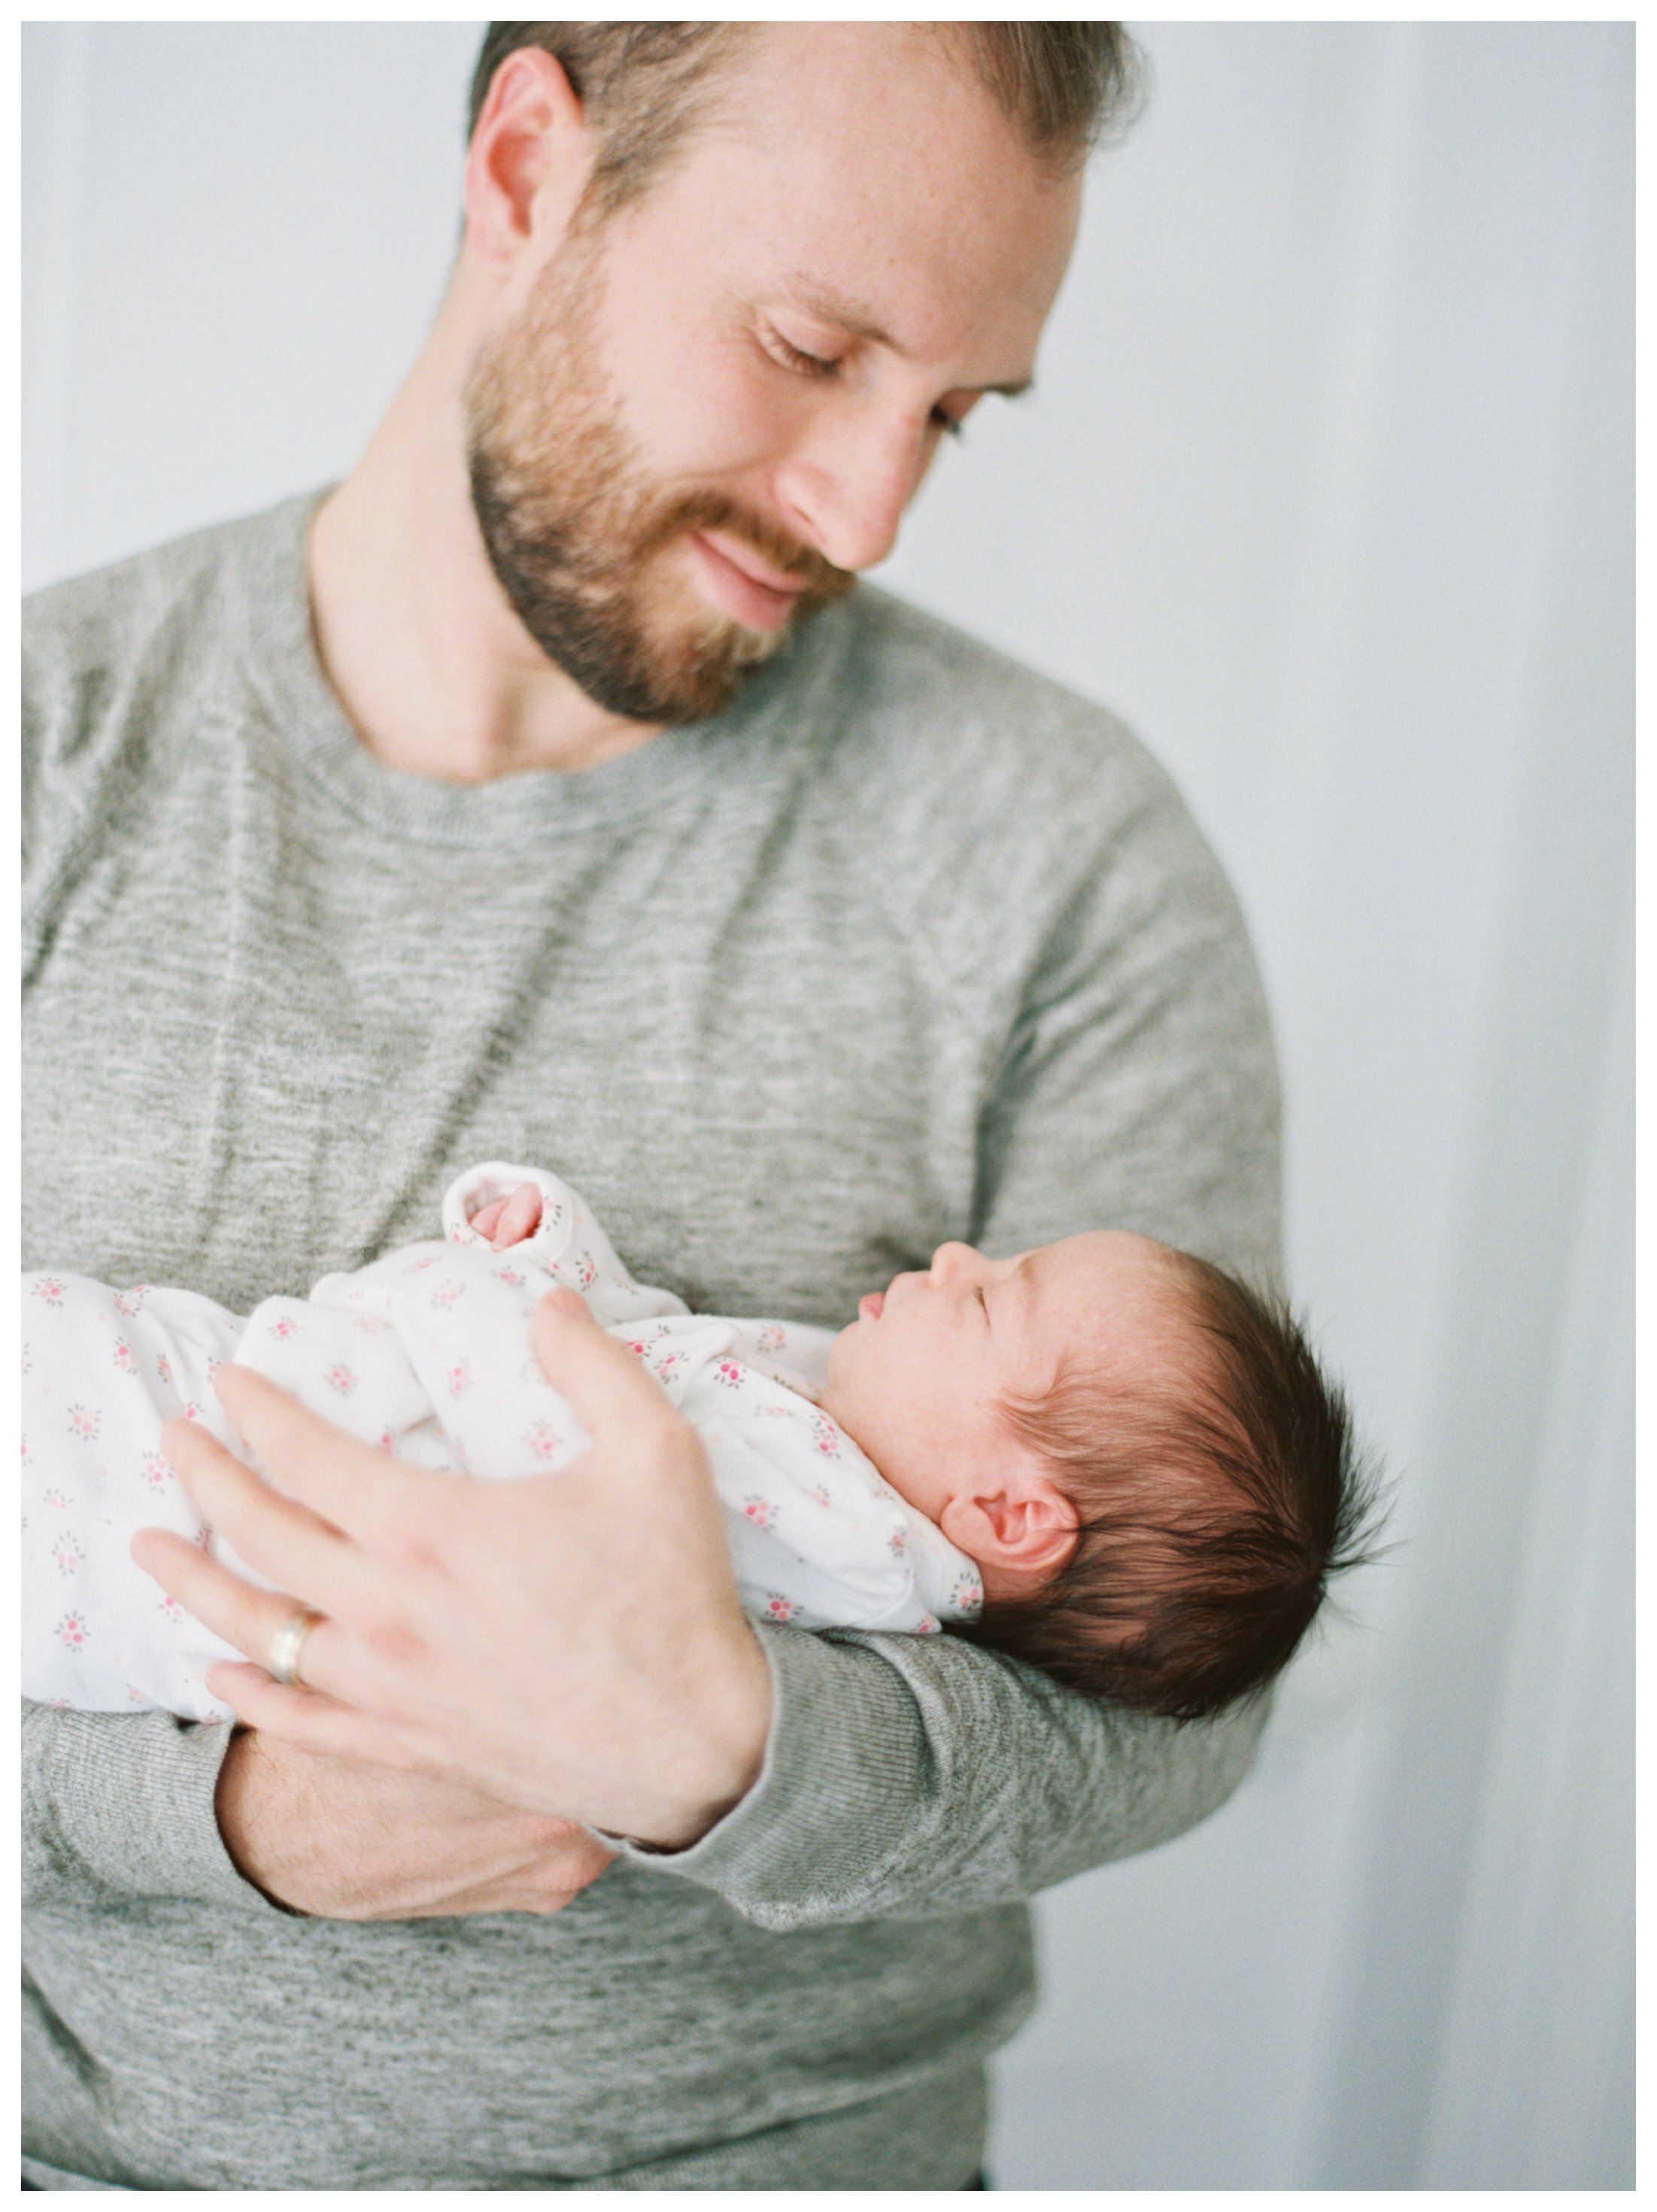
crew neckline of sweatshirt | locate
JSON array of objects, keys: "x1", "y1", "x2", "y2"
[{"x1": 232, "y1": 488, "x2": 854, "y2": 849}]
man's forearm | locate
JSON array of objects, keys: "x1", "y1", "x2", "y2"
[{"x1": 214, "y1": 1728, "x2": 618, "y2": 1919}]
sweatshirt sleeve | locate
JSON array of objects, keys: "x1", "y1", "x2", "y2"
[
  {"x1": 607, "y1": 1622, "x2": 1267, "y2": 1929},
  {"x1": 23, "y1": 1701, "x2": 289, "y2": 1915},
  {"x1": 971, "y1": 739, "x2": 1284, "y2": 1288}
]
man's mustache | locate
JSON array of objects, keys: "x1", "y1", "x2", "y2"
[{"x1": 649, "y1": 491, "x2": 855, "y2": 601}]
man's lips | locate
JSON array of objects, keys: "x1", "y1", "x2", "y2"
[
  {"x1": 686, "y1": 530, "x2": 809, "y2": 631},
  {"x1": 859, "y1": 1290, "x2": 885, "y2": 1321}
]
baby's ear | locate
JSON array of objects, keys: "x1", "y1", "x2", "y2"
[{"x1": 941, "y1": 1472, "x2": 1079, "y2": 1585}]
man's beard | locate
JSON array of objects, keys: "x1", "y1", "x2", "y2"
[{"x1": 463, "y1": 247, "x2": 854, "y2": 727}]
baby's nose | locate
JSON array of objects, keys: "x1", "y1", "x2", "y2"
[{"x1": 929, "y1": 1241, "x2": 979, "y2": 1281}]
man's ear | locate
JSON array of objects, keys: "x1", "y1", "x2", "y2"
[
  {"x1": 463, "y1": 47, "x2": 596, "y2": 277},
  {"x1": 939, "y1": 1473, "x2": 1079, "y2": 1594}
]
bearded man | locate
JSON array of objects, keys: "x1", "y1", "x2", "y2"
[{"x1": 23, "y1": 23, "x2": 1281, "y2": 2190}]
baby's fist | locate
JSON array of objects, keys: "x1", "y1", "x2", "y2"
[{"x1": 471, "y1": 1182, "x2": 544, "y2": 1250}]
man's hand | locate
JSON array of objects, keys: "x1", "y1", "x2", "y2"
[
  {"x1": 217, "y1": 1728, "x2": 616, "y2": 1919},
  {"x1": 131, "y1": 1290, "x2": 772, "y2": 1848}
]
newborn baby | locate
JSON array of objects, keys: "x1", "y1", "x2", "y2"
[{"x1": 23, "y1": 1162, "x2": 1373, "y2": 1725}]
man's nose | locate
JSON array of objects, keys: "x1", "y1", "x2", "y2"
[{"x1": 778, "y1": 411, "x2": 926, "y2": 575}]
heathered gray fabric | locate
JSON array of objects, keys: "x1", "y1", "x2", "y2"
[{"x1": 21, "y1": 491, "x2": 1282, "y2": 2190}]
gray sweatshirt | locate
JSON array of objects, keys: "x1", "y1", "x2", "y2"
[{"x1": 22, "y1": 493, "x2": 1282, "y2": 2189}]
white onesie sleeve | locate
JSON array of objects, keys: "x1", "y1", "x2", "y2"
[{"x1": 441, "y1": 1161, "x2": 689, "y2": 1326}]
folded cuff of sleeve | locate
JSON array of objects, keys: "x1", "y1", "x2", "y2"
[
  {"x1": 600, "y1": 1622, "x2": 938, "y2": 1931},
  {"x1": 600, "y1": 1624, "x2": 1273, "y2": 1932},
  {"x1": 24, "y1": 1705, "x2": 291, "y2": 1913}
]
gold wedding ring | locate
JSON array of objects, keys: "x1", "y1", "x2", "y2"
[{"x1": 266, "y1": 1608, "x2": 324, "y2": 1689}]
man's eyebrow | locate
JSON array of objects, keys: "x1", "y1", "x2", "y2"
[{"x1": 783, "y1": 278, "x2": 1035, "y2": 399}]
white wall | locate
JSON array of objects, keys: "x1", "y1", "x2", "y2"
[{"x1": 22, "y1": 21, "x2": 1633, "y2": 2190}]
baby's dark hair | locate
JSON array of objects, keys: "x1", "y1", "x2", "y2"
[{"x1": 964, "y1": 1252, "x2": 1383, "y2": 1720}]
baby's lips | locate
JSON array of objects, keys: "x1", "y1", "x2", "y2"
[{"x1": 858, "y1": 1291, "x2": 885, "y2": 1321}]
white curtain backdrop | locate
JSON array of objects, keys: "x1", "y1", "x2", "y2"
[{"x1": 22, "y1": 21, "x2": 1633, "y2": 2190}]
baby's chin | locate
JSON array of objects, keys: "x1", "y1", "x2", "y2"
[
  {"x1": 823, "y1": 1318, "x2": 860, "y2": 1384},
  {"x1": 816, "y1": 1324, "x2": 873, "y2": 1443}
]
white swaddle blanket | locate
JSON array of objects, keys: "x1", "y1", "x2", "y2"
[{"x1": 23, "y1": 1162, "x2": 982, "y2": 1719}]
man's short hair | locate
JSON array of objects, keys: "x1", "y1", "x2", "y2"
[{"x1": 466, "y1": 22, "x2": 1143, "y2": 219}]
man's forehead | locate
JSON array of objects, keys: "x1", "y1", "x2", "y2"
[
  {"x1": 729, "y1": 21, "x2": 968, "y2": 104},
  {"x1": 712, "y1": 21, "x2": 1050, "y2": 191}
]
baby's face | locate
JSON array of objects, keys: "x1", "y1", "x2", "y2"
[{"x1": 818, "y1": 1229, "x2": 1188, "y2": 1529}]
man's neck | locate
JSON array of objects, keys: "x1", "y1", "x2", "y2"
[{"x1": 305, "y1": 311, "x2": 664, "y2": 784}]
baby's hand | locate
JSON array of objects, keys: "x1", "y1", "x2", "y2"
[{"x1": 469, "y1": 1182, "x2": 544, "y2": 1250}]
